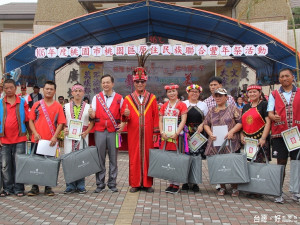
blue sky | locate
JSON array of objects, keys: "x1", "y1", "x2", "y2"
[{"x1": 0, "y1": 0, "x2": 37, "y2": 5}]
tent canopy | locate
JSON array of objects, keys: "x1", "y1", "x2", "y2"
[{"x1": 5, "y1": 0, "x2": 299, "y2": 86}]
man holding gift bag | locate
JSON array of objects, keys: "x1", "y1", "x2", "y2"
[
  {"x1": 268, "y1": 68, "x2": 300, "y2": 203},
  {"x1": 28, "y1": 81, "x2": 66, "y2": 196},
  {"x1": 0, "y1": 79, "x2": 29, "y2": 197},
  {"x1": 89, "y1": 74, "x2": 124, "y2": 193},
  {"x1": 63, "y1": 83, "x2": 94, "y2": 194}
]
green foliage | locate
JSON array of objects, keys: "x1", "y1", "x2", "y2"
[{"x1": 289, "y1": 7, "x2": 300, "y2": 29}]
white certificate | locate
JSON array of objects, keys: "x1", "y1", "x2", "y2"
[
  {"x1": 68, "y1": 119, "x2": 83, "y2": 141},
  {"x1": 188, "y1": 132, "x2": 208, "y2": 153},
  {"x1": 212, "y1": 125, "x2": 228, "y2": 147},
  {"x1": 163, "y1": 116, "x2": 178, "y2": 137},
  {"x1": 281, "y1": 126, "x2": 300, "y2": 152},
  {"x1": 36, "y1": 139, "x2": 57, "y2": 157},
  {"x1": 244, "y1": 137, "x2": 259, "y2": 159}
]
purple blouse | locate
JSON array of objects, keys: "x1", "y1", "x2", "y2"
[{"x1": 204, "y1": 105, "x2": 242, "y2": 156}]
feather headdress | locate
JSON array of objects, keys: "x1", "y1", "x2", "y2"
[{"x1": 132, "y1": 50, "x2": 150, "y2": 81}]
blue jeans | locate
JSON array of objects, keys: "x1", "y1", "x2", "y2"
[
  {"x1": 1, "y1": 142, "x2": 25, "y2": 194},
  {"x1": 66, "y1": 178, "x2": 85, "y2": 191}
]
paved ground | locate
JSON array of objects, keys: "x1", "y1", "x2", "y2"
[{"x1": 0, "y1": 151, "x2": 300, "y2": 225}]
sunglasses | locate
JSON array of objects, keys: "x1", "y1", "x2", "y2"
[
  {"x1": 21, "y1": 88, "x2": 26, "y2": 90},
  {"x1": 134, "y1": 80, "x2": 146, "y2": 84}
]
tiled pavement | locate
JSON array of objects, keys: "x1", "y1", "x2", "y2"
[{"x1": 0, "y1": 151, "x2": 300, "y2": 225}]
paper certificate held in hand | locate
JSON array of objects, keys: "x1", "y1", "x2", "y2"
[
  {"x1": 188, "y1": 132, "x2": 208, "y2": 153},
  {"x1": 36, "y1": 139, "x2": 57, "y2": 157},
  {"x1": 244, "y1": 137, "x2": 259, "y2": 159},
  {"x1": 281, "y1": 126, "x2": 300, "y2": 152},
  {"x1": 68, "y1": 119, "x2": 83, "y2": 141},
  {"x1": 163, "y1": 116, "x2": 178, "y2": 137},
  {"x1": 212, "y1": 125, "x2": 228, "y2": 147}
]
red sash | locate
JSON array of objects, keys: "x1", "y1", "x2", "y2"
[
  {"x1": 40, "y1": 100, "x2": 55, "y2": 136},
  {"x1": 40, "y1": 100, "x2": 60, "y2": 156}
]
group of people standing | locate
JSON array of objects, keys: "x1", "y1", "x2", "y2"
[{"x1": 0, "y1": 65, "x2": 299, "y2": 205}]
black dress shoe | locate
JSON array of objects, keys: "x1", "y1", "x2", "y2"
[
  {"x1": 192, "y1": 184, "x2": 200, "y2": 192},
  {"x1": 145, "y1": 187, "x2": 154, "y2": 193},
  {"x1": 129, "y1": 187, "x2": 140, "y2": 193},
  {"x1": 182, "y1": 183, "x2": 189, "y2": 190}
]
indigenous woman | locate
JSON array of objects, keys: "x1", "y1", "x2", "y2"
[
  {"x1": 159, "y1": 84, "x2": 187, "y2": 194},
  {"x1": 204, "y1": 88, "x2": 242, "y2": 197},
  {"x1": 240, "y1": 84, "x2": 271, "y2": 198},
  {"x1": 241, "y1": 85, "x2": 271, "y2": 160},
  {"x1": 182, "y1": 84, "x2": 208, "y2": 192}
]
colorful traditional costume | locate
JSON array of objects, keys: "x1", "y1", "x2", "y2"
[
  {"x1": 242, "y1": 85, "x2": 270, "y2": 162},
  {"x1": 121, "y1": 58, "x2": 159, "y2": 188},
  {"x1": 183, "y1": 84, "x2": 208, "y2": 155},
  {"x1": 63, "y1": 85, "x2": 91, "y2": 193},
  {"x1": 159, "y1": 100, "x2": 187, "y2": 150}
]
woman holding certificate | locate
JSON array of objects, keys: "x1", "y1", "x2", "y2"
[
  {"x1": 203, "y1": 88, "x2": 242, "y2": 197},
  {"x1": 159, "y1": 84, "x2": 187, "y2": 194},
  {"x1": 182, "y1": 84, "x2": 208, "y2": 192},
  {"x1": 241, "y1": 85, "x2": 271, "y2": 162},
  {"x1": 240, "y1": 85, "x2": 271, "y2": 198}
]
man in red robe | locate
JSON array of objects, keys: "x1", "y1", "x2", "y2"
[{"x1": 122, "y1": 66, "x2": 159, "y2": 193}]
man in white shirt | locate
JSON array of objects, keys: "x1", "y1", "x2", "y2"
[{"x1": 89, "y1": 74, "x2": 124, "y2": 193}]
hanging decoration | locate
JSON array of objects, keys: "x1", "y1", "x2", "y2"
[{"x1": 35, "y1": 44, "x2": 268, "y2": 58}]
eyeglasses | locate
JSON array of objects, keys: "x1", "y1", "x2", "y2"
[
  {"x1": 134, "y1": 80, "x2": 146, "y2": 84},
  {"x1": 21, "y1": 88, "x2": 26, "y2": 90}
]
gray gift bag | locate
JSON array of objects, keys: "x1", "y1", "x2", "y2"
[
  {"x1": 188, "y1": 155, "x2": 202, "y2": 184},
  {"x1": 148, "y1": 141, "x2": 192, "y2": 183},
  {"x1": 16, "y1": 144, "x2": 60, "y2": 187},
  {"x1": 61, "y1": 139, "x2": 101, "y2": 183},
  {"x1": 207, "y1": 139, "x2": 250, "y2": 184},
  {"x1": 289, "y1": 150, "x2": 300, "y2": 194},
  {"x1": 238, "y1": 148, "x2": 284, "y2": 196}
]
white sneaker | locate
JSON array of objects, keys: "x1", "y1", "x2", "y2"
[
  {"x1": 291, "y1": 194, "x2": 300, "y2": 202},
  {"x1": 274, "y1": 195, "x2": 284, "y2": 204}
]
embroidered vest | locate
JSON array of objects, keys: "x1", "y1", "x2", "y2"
[
  {"x1": 94, "y1": 92, "x2": 122, "y2": 132},
  {"x1": 271, "y1": 88, "x2": 300, "y2": 138},
  {"x1": 0, "y1": 97, "x2": 27, "y2": 137}
]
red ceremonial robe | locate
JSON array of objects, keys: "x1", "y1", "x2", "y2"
[{"x1": 121, "y1": 90, "x2": 159, "y2": 188}]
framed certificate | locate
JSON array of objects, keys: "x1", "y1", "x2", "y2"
[
  {"x1": 244, "y1": 137, "x2": 259, "y2": 159},
  {"x1": 281, "y1": 126, "x2": 300, "y2": 152},
  {"x1": 188, "y1": 132, "x2": 208, "y2": 153},
  {"x1": 68, "y1": 119, "x2": 83, "y2": 141},
  {"x1": 163, "y1": 116, "x2": 178, "y2": 137}
]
